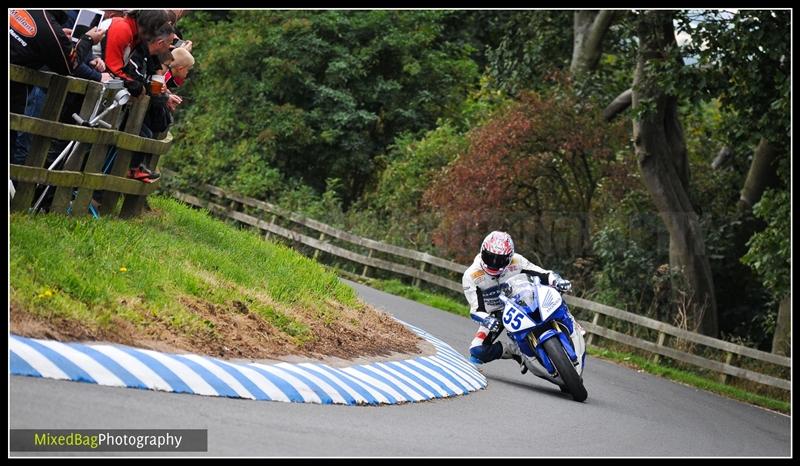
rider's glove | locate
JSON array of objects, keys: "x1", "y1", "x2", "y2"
[
  {"x1": 554, "y1": 278, "x2": 572, "y2": 293},
  {"x1": 481, "y1": 316, "x2": 500, "y2": 334}
]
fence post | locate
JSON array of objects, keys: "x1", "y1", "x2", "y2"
[
  {"x1": 652, "y1": 331, "x2": 666, "y2": 364},
  {"x1": 265, "y1": 215, "x2": 277, "y2": 240},
  {"x1": 50, "y1": 80, "x2": 105, "y2": 214},
  {"x1": 11, "y1": 73, "x2": 70, "y2": 212},
  {"x1": 362, "y1": 249, "x2": 374, "y2": 278},
  {"x1": 412, "y1": 262, "x2": 427, "y2": 287},
  {"x1": 586, "y1": 312, "x2": 601, "y2": 346},
  {"x1": 99, "y1": 95, "x2": 149, "y2": 215},
  {"x1": 312, "y1": 232, "x2": 326, "y2": 261},
  {"x1": 65, "y1": 87, "x2": 126, "y2": 217},
  {"x1": 719, "y1": 352, "x2": 735, "y2": 384}
]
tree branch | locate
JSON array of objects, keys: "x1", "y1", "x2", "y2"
[
  {"x1": 710, "y1": 146, "x2": 732, "y2": 169},
  {"x1": 738, "y1": 138, "x2": 779, "y2": 211},
  {"x1": 571, "y1": 10, "x2": 616, "y2": 75},
  {"x1": 603, "y1": 88, "x2": 633, "y2": 121},
  {"x1": 585, "y1": 10, "x2": 616, "y2": 66}
]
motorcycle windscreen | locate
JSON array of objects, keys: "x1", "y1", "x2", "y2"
[{"x1": 505, "y1": 274, "x2": 537, "y2": 308}]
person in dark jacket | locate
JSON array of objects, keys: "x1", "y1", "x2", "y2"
[
  {"x1": 11, "y1": 10, "x2": 112, "y2": 164},
  {"x1": 10, "y1": 9, "x2": 103, "y2": 158},
  {"x1": 118, "y1": 22, "x2": 176, "y2": 181}
]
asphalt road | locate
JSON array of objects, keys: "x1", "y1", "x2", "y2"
[{"x1": 9, "y1": 280, "x2": 791, "y2": 457}]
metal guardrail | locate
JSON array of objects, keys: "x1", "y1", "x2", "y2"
[{"x1": 169, "y1": 179, "x2": 790, "y2": 392}]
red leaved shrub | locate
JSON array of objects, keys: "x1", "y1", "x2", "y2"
[{"x1": 424, "y1": 83, "x2": 629, "y2": 264}]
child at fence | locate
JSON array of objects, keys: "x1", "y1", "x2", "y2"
[{"x1": 164, "y1": 46, "x2": 194, "y2": 91}]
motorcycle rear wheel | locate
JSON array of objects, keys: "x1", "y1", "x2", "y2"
[{"x1": 542, "y1": 337, "x2": 588, "y2": 402}]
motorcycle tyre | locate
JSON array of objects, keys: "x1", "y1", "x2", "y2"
[{"x1": 542, "y1": 337, "x2": 588, "y2": 402}]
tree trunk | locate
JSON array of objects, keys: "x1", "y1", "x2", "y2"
[
  {"x1": 738, "y1": 138, "x2": 780, "y2": 211},
  {"x1": 771, "y1": 294, "x2": 790, "y2": 356},
  {"x1": 571, "y1": 10, "x2": 616, "y2": 76},
  {"x1": 632, "y1": 11, "x2": 719, "y2": 337}
]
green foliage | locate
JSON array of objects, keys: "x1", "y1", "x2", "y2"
[
  {"x1": 373, "y1": 125, "x2": 468, "y2": 219},
  {"x1": 350, "y1": 124, "x2": 467, "y2": 250},
  {"x1": 486, "y1": 10, "x2": 637, "y2": 105},
  {"x1": 675, "y1": 10, "x2": 790, "y2": 154},
  {"x1": 167, "y1": 10, "x2": 481, "y2": 206},
  {"x1": 589, "y1": 190, "x2": 666, "y2": 314},
  {"x1": 485, "y1": 11, "x2": 573, "y2": 95},
  {"x1": 345, "y1": 78, "x2": 512, "y2": 250},
  {"x1": 741, "y1": 187, "x2": 790, "y2": 301},
  {"x1": 279, "y1": 177, "x2": 347, "y2": 227}
]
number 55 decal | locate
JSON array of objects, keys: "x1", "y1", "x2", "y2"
[{"x1": 503, "y1": 307, "x2": 525, "y2": 331}]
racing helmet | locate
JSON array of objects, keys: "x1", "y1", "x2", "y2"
[{"x1": 480, "y1": 231, "x2": 514, "y2": 276}]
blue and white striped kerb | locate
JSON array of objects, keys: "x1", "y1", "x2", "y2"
[{"x1": 9, "y1": 321, "x2": 486, "y2": 405}]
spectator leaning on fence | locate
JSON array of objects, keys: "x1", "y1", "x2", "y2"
[
  {"x1": 9, "y1": 9, "x2": 104, "y2": 160},
  {"x1": 119, "y1": 22, "x2": 177, "y2": 182},
  {"x1": 164, "y1": 46, "x2": 194, "y2": 90},
  {"x1": 118, "y1": 21, "x2": 176, "y2": 97},
  {"x1": 101, "y1": 9, "x2": 171, "y2": 85},
  {"x1": 60, "y1": 10, "x2": 112, "y2": 83},
  {"x1": 12, "y1": 10, "x2": 116, "y2": 165}
]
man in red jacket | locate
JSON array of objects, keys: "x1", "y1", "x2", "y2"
[{"x1": 102, "y1": 9, "x2": 171, "y2": 81}]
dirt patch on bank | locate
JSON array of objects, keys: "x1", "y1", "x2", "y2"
[{"x1": 10, "y1": 286, "x2": 424, "y2": 362}]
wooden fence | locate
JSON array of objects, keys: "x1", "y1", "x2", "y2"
[
  {"x1": 10, "y1": 65, "x2": 173, "y2": 218},
  {"x1": 169, "y1": 178, "x2": 790, "y2": 393}
]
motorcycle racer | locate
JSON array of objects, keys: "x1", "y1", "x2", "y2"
[{"x1": 463, "y1": 231, "x2": 573, "y2": 371}]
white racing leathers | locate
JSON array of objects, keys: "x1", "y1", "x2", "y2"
[{"x1": 463, "y1": 253, "x2": 560, "y2": 363}]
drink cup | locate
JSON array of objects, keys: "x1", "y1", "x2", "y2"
[{"x1": 150, "y1": 75, "x2": 165, "y2": 94}]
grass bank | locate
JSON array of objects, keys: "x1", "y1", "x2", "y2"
[{"x1": 10, "y1": 196, "x2": 419, "y2": 360}]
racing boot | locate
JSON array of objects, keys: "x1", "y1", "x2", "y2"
[{"x1": 500, "y1": 341, "x2": 528, "y2": 374}]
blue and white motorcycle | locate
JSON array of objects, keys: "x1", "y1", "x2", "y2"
[{"x1": 498, "y1": 273, "x2": 588, "y2": 402}]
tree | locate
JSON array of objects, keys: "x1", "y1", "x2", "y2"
[
  {"x1": 675, "y1": 10, "x2": 790, "y2": 349},
  {"x1": 741, "y1": 184, "x2": 790, "y2": 355},
  {"x1": 167, "y1": 11, "x2": 480, "y2": 206},
  {"x1": 632, "y1": 10, "x2": 718, "y2": 336},
  {"x1": 424, "y1": 81, "x2": 627, "y2": 267}
]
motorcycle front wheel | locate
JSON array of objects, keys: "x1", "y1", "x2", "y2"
[{"x1": 542, "y1": 337, "x2": 588, "y2": 402}]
